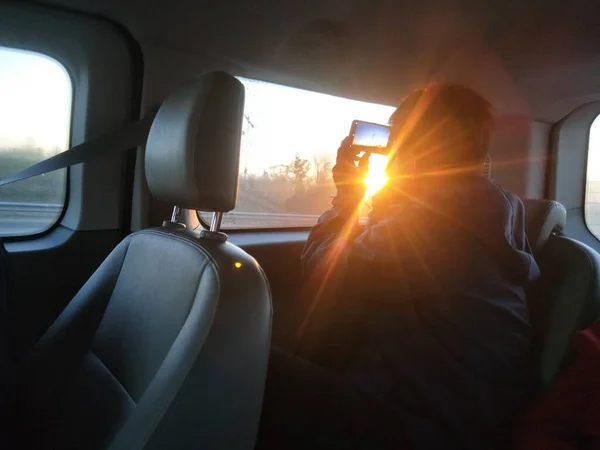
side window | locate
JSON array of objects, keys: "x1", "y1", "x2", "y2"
[
  {"x1": 200, "y1": 77, "x2": 395, "y2": 229},
  {"x1": 0, "y1": 46, "x2": 72, "y2": 237},
  {"x1": 586, "y1": 115, "x2": 600, "y2": 238}
]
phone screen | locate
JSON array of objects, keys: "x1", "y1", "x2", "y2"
[{"x1": 350, "y1": 120, "x2": 391, "y2": 154}]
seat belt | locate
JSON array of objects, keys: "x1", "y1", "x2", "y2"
[{"x1": 0, "y1": 113, "x2": 155, "y2": 188}]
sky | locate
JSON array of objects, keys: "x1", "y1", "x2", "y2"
[
  {"x1": 588, "y1": 117, "x2": 600, "y2": 183},
  {"x1": 0, "y1": 46, "x2": 71, "y2": 153},
  {"x1": 238, "y1": 77, "x2": 395, "y2": 175}
]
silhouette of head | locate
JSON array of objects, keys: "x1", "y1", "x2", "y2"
[{"x1": 386, "y1": 83, "x2": 493, "y2": 179}]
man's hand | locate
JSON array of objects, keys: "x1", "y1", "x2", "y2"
[{"x1": 332, "y1": 137, "x2": 370, "y2": 202}]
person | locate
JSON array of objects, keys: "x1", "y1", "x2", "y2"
[
  {"x1": 256, "y1": 83, "x2": 539, "y2": 450},
  {"x1": 294, "y1": 83, "x2": 540, "y2": 449}
]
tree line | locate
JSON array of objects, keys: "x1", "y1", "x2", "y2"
[{"x1": 237, "y1": 154, "x2": 336, "y2": 215}]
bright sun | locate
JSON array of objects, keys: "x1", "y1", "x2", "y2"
[{"x1": 364, "y1": 154, "x2": 389, "y2": 197}]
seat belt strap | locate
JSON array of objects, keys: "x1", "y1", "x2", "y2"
[{"x1": 0, "y1": 113, "x2": 155, "y2": 188}]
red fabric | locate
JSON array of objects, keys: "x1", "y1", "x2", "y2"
[{"x1": 517, "y1": 323, "x2": 600, "y2": 449}]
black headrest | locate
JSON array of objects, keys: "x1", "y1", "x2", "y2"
[
  {"x1": 145, "y1": 72, "x2": 245, "y2": 212},
  {"x1": 522, "y1": 199, "x2": 567, "y2": 252}
]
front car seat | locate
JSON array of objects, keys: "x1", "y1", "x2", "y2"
[
  {"x1": 523, "y1": 199, "x2": 600, "y2": 393},
  {"x1": 12, "y1": 72, "x2": 272, "y2": 450}
]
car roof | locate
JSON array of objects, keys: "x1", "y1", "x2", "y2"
[{"x1": 40, "y1": 0, "x2": 600, "y2": 122}]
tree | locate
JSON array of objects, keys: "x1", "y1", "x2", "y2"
[
  {"x1": 269, "y1": 155, "x2": 311, "y2": 193},
  {"x1": 252, "y1": 154, "x2": 338, "y2": 214},
  {"x1": 313, "y1": 155, "x2": 333, "y2": 186},
  {"x1": 288, "y1": 155, "x2": 311, "y2": 190}
]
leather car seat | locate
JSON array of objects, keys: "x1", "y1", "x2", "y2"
[
  {"x1": 523, "y1": 199, "x2": 600, "y2": 392},
  {"x1": 12, "y1": 71, "x2": 272, "y2": 450}
]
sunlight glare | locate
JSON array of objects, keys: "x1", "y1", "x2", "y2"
[{"x1": 364, "y1": 154, "x2": 389, "y2": 197}]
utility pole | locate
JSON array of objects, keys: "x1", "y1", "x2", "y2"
[
  {"x1": 242, "y1": 115, "x2": 255, "y2": 177},
  {"x1": 244, "y1": 114, "x2": 255, "y2": 133}
]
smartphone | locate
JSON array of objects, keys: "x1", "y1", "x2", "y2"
[{"x1": 349, "y1": 120, "x2": 391, "y2": 155}]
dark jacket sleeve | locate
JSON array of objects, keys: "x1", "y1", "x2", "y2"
[
  {"x1": 297, "y1": 198, "x2": 416, "y2": 367},
  {"x1": 301, "y1": 196, "x2": 415, "y2": 307},
  {"x1": 302, "y1": 205, "x2": 373, "y2": 294},
  {"x1": 297, "y1": 203, "x2": 371, "y2": 366}
]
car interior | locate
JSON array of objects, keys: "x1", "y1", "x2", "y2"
[{"x1": 1, "y1": 0, "x2": 600, "y2": 448}]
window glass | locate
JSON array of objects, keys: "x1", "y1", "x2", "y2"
[
  {"x1": 586, "y1": 115, "x2": 600, "y2": 237},
  {"x1": 0, "y1": 46, "x2": 71, "y2": 237},
  {"x1": 200, "y1": 77, "x2": 395, "y2": 229}
]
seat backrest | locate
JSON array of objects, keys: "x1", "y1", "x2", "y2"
[
  {"x1": 523, "y1": 199, "x2": 600, "y2": 392},
  {"x1": 16, "y1": 72, "x2": 272, "y2": 450}
]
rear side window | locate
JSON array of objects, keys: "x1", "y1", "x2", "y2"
[
  {"x1": 585, "y1": 115, "x2": 600, "y2": 238},
  {"x1": 199, "y1": 77, "x2": 395, "y2": 229},
  {"x1": 0, "y1": 46, "x2": 71, "y2": 237}
]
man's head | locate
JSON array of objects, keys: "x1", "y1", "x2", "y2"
[{"x1": 386, "y1": 83, "x2": 493, "y2": 178}]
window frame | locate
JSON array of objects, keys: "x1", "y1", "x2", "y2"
[
  {"x1": 0, "y1": 46, "x2": 74, "y2": 240},
  {"x1": 551, "y1": 101, "x2": 600, "y2": 246},
  {"x1": 196, "y1": 77, "x2": 395, "y2": 232},
  {"x1": 582, "y1": 112, "x2": 600, "y2": 239},
  {"x1": 0, "y1": 2, "x2": 141, "y2": 243}
]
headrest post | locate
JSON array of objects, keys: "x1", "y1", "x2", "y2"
[
  {"x1": 162, "y1": 205, "x2": 186, "y2": 230},
  {"x1": 210, "y1": 212, "x2": 223, "y2": 233},
  {"x1": 171, "y1": 206, "x2": 182, "y2": 223}
]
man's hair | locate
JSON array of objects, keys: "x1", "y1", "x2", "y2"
[{"x1": 387, "y1": 83, "x2": 493, "y2": 174}]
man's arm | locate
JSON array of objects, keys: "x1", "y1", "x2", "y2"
[
  {"x1": 301, "y1": 201, "x2": 395, "y2": 292},
  {"x1": 297, "y1": 190, "x2": 408, "y2": 369},
  {"x1": 301, "y1": 137, "x2": 372, "y2": 287},
  {"x1": 297, "y1": 198, "x2": 380, "y2": 368},
  {"x1": 301, "y1": 196, "x2": 363, "y2": 280}
]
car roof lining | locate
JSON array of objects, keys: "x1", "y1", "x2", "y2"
[{"x1": 38, "y1": 0, "x2": 600, "y2": 122}]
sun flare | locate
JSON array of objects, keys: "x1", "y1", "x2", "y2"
[{"x1": 364, "y1": 154, "x2": 389, "y2": 198}]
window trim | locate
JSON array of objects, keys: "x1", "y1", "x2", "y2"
[
  {"x1": 196, "y1": 76, "x2": 395, "y2": 232},
  {"x1": 0, "y1": 2, "x2": 141, "y2": 241}
]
